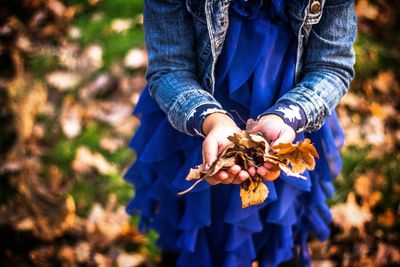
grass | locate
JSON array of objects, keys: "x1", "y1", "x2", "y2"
[
  {"x1": 22, "y1": 0, "x2": 144, "y2": 226},
  {"x1": 68, "y1": 0, "x2": 145, "y2": 68}
]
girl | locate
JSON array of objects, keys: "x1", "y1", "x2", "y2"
[{"x1": 124, "y1": 0, "x2": 357, "y2": 266}]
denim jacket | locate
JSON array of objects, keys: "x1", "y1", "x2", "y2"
[{"x1": 143, "y1": 0, "x2": 357, "y2": 135}]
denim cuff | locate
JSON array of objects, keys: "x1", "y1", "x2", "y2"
[
  {"x1": 187, "y1": 103, "x2": 232, "y2": 137},
  {"x1": 165, "y1": 87, "x2": 222, "y2": 135},
  {"x1": 258, "y1": 100, "x2": 308, "y2": 133}
]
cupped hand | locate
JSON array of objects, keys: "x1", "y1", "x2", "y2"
[
  {"x1": 247, "y1": 114, "x2": 296, "y2": 179},
  {"x1": 201, "y1": 113, "x2": 254, "y2": 185}
]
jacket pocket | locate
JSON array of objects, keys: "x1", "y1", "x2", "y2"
[{"x1": 186, "y1": 0, "x2": 207, "y2": 24}]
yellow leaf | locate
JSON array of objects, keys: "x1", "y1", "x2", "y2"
[
  {"x1": 240, "y1": 180, "x2": 269, "y2": 208},
  {"x1": 272, "y1": 138, "x2": 319, "y2": 174}
]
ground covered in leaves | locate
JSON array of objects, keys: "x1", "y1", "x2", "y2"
[{"x1": 0, "y1": 0, "x2": 399, "y2": 266}]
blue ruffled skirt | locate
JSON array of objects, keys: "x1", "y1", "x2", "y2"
[{"x1": 124, "y1": 3, "x2": 344, "y2": 267}]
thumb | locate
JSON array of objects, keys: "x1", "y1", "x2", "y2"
[
  {"x1": 272, "y1": 128, "x2": 295, "y2": 146},
  {"x1": 202, "y1": 137, "x2": 218, "y2": 171}
]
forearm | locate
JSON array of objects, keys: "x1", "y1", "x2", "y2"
[
  {"x1": 259, "y1": 0, "x2": 357, "y2": 132},
  {"x1": 276, "y1": 68, "x2": 352, "y2": 131},
  {"x1": 144, "y1": 0, "x2": 225, "y2": 136},
  {"x1": 149, "y1": 70, "x2": 226, "y2": 135}
]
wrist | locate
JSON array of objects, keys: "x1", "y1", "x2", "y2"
[
  {"x1": 258, "y1": 114, "x2": 285, "y2": 124},
  {"x1": 257, "y1": 100, "x2": 307, "y2": 133},
  {"x1": 202, "y1": 112, "x2": 237, "y2": 136}
]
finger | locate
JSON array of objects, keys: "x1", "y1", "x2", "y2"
[
  {"x1": 263, "y1": 170, "x2": 281, "y2": 181},
  {"x1": 263, "y1": 162, "x2": 276, "y2": 170},
  {"x1": 228, "y1": 165, "x2": 241, "y2": 175},
  {"x1": 272, "y1": 128, "x2": 295, "y2": 146},
  {"x1": 248, "y1": 166, "x2": 256, "y2": 177},
  {"x1": 247, "y1": 117, "x2": 272, "y2": 133},
  {"x1": 257, "y1": 166, "x2": 268, "y2": 176},
  {"x1": 221, "y1": 173, "x2": 236, "y2": 184},
  {"x1": 217, "y1": 171, "x2": 229, "y2": 181},
  {"x1": 247, "y1": 122, "x2": 262, "y2": 134},
  {"x1": 246, "y1": 118, "x2": 258, "y2": 131},
  {"x1": 232, "y1": 176, "x2": 242, "y2": 184},
  {"x1": 202, "y1": 137, "x2": 218, "y2": 171},
  {"x1": 205, "y1": 176, "x2": 221, "y2": 185},
  {"x1": 238, "y1": 170, "x2": 249, "y2": 182}
]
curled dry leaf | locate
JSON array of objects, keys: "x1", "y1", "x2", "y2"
[
  {"x1": 178, "y1": 131, "x2": 318, "y2": 208},
  {"x1": 208, "y1": 156, "x2": 236, "y2": 177},
  {"x1": 186, "y1": 165, "x2": 206, "y2": 181}
]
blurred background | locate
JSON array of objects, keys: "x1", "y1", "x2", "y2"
[{"x1": 0, "y1": 0, "x2": 399, "y2": 266}]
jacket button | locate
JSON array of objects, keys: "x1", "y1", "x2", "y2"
[{"x1": 310, "y1": 1, "x2": 321, "y2": 13}]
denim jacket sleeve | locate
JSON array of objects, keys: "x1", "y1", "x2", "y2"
[
  {"x1": 143, "y1": 0, "x2": 226, "y2": 135},
  {"x1": 274, "y1": 0, "x2": 357, "y2": 132}
]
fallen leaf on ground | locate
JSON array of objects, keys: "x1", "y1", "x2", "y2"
[
  {"x1": 116, "y1": 252, "x2": 145, "y2": 267},
  {"x1": 124, "y1": 48, "x2": 147, "y2": 69},
  {"x1": 72, "y1": 146, "x2": 117, "y2": 175},
  {"x1": 331, "y1": 192, "x2": 372, "y2": 236},
  {"x1": 46, "y1": 71, "x2": 82, "y2": 91}
]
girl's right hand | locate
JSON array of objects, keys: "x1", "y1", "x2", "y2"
[{"x1": 201, "y1": 113, "x2": 255, "y2": 185}]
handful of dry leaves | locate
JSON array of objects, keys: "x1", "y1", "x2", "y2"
[{"x1": 178, "y1": 131, "x2": 319, "y2": 208}]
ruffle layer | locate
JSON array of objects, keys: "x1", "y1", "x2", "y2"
[
  {"x1": 124, "y1": 2, "x2": 345, "y2": 266},
  {"x1": 124, "y1": 90, "x2": 344, "y2": 267}
]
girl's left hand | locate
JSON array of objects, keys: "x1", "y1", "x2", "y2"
[{"x1": 247, "y1": 114, "x2": 296, "y2": 179}]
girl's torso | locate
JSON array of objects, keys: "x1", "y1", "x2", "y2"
[{"x1": 186, "y1": 0, "x2": 327, "y2": 93}]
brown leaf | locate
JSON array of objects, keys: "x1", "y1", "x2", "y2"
[
  {"x1": 87, "y1": 195, "x2": 131, "y2": 248},
  {"x1": 100, "y1": 137, "x2": 124, "y2": 153},
  {"x1": 74, "y1": 242, "x2": 91, "y2": 263},
  {"x1": 264, "y1": 154, "x2": 285, "y2": 165},
  {"x1": 331, "y1": 192, "x2": 372, "y2": 236},
  {"x1": 186, "y1": 165, "x2": 206, "y2": 181},
  {"x1": 259, "y1": 165, "x2": 281, "y2": 181},
  {"x1": 58, "y1": 245, "x2": 75, "y2": 264},
  {"x1": 272, "y1": 138, "x2": 319, "y2": 174},
  {"x1": 248, "y1": 132, "x2": 268, "y2": 145},
  {"x1": 60, "y1": 97, "x2": 84, "y2": 139},
  {"x1": 377, "y1": 209, "x2": 395, "y2": 228},
  {"x1": 46, "y1": 71, "x2": 82, "y2": 91},
  {"x1": 208, "y1": 156, "x2": 236, "y2": 176},
  {"x1": 117, "y1": 252, "x2": 145, "y2": 267},
  {"x1": 240, "y1": 180, "x2": 269, "y2": 208},
  {"x1": 249, "y1": 132, "x2": 270, "y2": 155},
  {"x1": 227, "y1": 131, "x2": 247, "y2": 145},
  {"x1": 94, "y1": 253, "x2": 112, "y2": 267},
  {"x1": 72, "y1": 146, "x2": 117, "y2": 175}
]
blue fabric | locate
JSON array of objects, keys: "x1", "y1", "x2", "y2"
[{"x1": 124, "y1": 1, "x2": 345, "y2": 266}]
